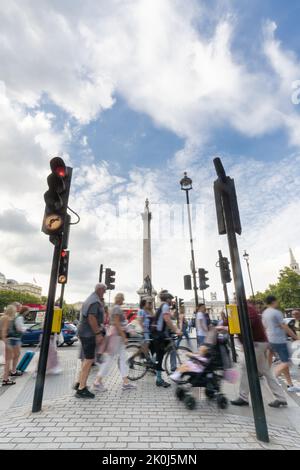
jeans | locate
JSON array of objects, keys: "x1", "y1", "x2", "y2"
[
  {"x1": 176, "y1": 327, "x2": 191, "y2": 348},
  {"x1": 197, "y1": 335, "x2": 206, "y2": 347}
]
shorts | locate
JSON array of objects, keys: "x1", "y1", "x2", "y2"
[
  {"x1": 79, "y1": 336, "x2": 96, "y2": 360},
  {"x1": 7, "y1": 338, "x2": 21, "y2": 348},
  {"x1": 270, "y1": 342, "x2": 290, "y2": 363}
]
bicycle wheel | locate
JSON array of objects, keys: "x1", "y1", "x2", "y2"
[
  {"x1": 164, "y1": 346, "x2": 191, "y2": 376},
  {"x1": 126, "y1": 344, "x2": 148, "y2": 381}
]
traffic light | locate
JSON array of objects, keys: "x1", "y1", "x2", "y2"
[
  {"x1": 199, "y1": 268, "x2": 209, "y2": 290},
  {"x1": 58, "y1": 249, "x2": 69, "y2": 284},
  {"x1": 105, "y1": 268, "x2": 116, "y2": 290},
  {"x1": 42, "y1": 157, "x2": 72, "y2": 238},
  {"x1": 179, "y1": 298, "x2": 184, "y2": 308},
  {"x1": 219, "y1": 253, "x2": 232, "y2": 284},
  {"x1": 184, "y1": 274, "x2": 192, "y2": 290}
]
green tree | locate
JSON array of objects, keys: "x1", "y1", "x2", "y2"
[
  {"x1": 253, "y1": 267, "x2": 300, "y2": 310},
  {"x1": 0, "y1": 290, "x2": 43, "y2": 312}
]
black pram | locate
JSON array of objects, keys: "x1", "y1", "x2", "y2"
[{"x1": 175, "y1": 330, "x2": 232, "y2": 410}]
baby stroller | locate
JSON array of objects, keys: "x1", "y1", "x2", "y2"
[{"x1": 175, "y1": 331, "x2": 232, "y2": 410}]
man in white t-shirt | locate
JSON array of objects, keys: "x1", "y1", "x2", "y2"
[{"x1": 196, "y1": 304, "x2": 208, "y2": 347}]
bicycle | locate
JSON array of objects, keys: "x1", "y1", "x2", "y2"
[{"x1": 126, "y1": 334, "x2": 192, "y2": 381}]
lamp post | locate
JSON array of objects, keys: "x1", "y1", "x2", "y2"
[
  {"x1": 180, "y1": 172, "x2": 198, "y2": 310},
  {"x1": 243, "y1": 250, "x2": 255, "y2": 298}
]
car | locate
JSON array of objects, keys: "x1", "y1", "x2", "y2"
[{"x1": 21, "y1": 322, "x2": 78, "y2": 347}]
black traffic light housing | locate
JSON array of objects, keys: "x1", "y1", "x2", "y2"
[
  {"x1": 218, "y1": 250, "x2": 232, "y2": 284},
  {"x1": 184, "y1": 274, "x2": 192, "y2": 290},
  {"x1": 42, "y1": 157, "x2": 72, "y2": 239},
  {"x1": 58, "y1": 249, "x2": 69, "y2": 284},
  {"x1": 105, "y1": 268, "x2": 116, "y2": 290},
  {"x1": 199, "y1": 268, "x2": 209, "y2": 290}
]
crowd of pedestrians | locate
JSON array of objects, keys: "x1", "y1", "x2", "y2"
[
  {"x1": 2, "y1": 285, "x2": 300, "y2": 412},
  {"x1": 231, "y1": 295, "x2": 300, "y2": 408}
]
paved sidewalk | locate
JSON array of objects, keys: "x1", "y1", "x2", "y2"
[
  {"x1": 1, "y1": 344, "x2": 300, "y2": 450},
  {"x1": 0, "y1": 347, "x2": 300, "y2": 449}
]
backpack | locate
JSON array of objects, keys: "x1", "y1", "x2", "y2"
[{"x1": 150, "y1": 305, "x2": 168, "y2": 336}]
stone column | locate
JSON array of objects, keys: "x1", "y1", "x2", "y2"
[{"x1": 137, "y1": 199, "x2": 157, "y2": 300}]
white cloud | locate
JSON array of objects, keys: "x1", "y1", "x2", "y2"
[{"x1": 1, "y1": 1, "x2": 300, "y2": 305}]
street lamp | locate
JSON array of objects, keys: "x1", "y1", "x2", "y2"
[
  {"x1": 180, "y1": 172, "x2": 199, "y2": 309},
  {"x1": 243, "y1": 250, "x2": 255, "y2": 298}
]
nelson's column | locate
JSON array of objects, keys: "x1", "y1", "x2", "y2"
[{"x1": 137, "y1": 199, "x2": 157, "y2": 300}]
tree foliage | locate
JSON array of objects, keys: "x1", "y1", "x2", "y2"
[
  {"x1": 253, "y1": 267, "x2": 300, "y2": 310},
  {"x1": 0, "y1": 290, "x2": 42, "y2": 312}
]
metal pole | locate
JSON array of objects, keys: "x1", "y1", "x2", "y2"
[
  {"x1": 59, "y1": 283, "x2": 65, "y2": 309},
  {"x1": 99, "y1": 264, "x2": 103, "y2": 283},
  {"x1": 223, "y1": 282, "x2": 237, "y2": 363},
  {"x1": 246, "y1": 259, "x2": 255, "y2": 298},
  {"x1": 218, "y1": 178, "x2": 269, "y2": 442},
  {"x1": 32, "y1": 237, "x2": 62, "y2": 412},
  {"x1": 185, "y1": 190, "x2": 198, "y2": 310}
]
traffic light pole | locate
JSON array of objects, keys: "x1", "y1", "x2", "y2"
[
  {"x1": 32, "y1": 236, "x2": 62, "y2": 412},
  {"x1": 99, "y1": 264, "x2": 103, "y2": 283},
  {"x1": 222, "y1": 282, "x2": 237, "y2": 363},
  {"x1": 59, "y1": 283, "x2": 65, "y2": 309},
  {"x1": 214, "y1": 158, "x2": 269, "y2": 443},
  {"x1": 184, "y1": 190, "x2": 198, "y2": 310}
]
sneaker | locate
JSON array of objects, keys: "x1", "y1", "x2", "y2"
[
  {"x1": 287, "y1": 385, "x2": 300, "y2": 393},
  {"x1": 230, "y1": 398, "x2": 249, "y2": 406},
  {"x1": 268, "y1": 400, "x2": 288, "y2": 408},
  {"x1": 122, "y1": 382, "x2": 137, "y2": 391},
  {"x1": 75, "y1": 387, "x2": 95, "y2": 399},
  {"x1": 170, "y1": 371, "x2": 182, "y2": 382},
  {"x1": 156, "y1": 380, "x2": 171, "y2": 388},
  {"x1": 93, "y1": 383, "x2": 107, "y2": 392}
]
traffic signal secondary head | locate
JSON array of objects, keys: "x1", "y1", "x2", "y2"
[
  {"x1": 105, "y1": 268, "x2": 116, "y2": 290},
  {"x1": 58, "y1": 250, "x2": 69, "y2": 284},
  {"x1": 199, "y1": 268, "x2": 209, "y2": 290},
  {"x1": 220, "y1": 256, "x2": 232, "y2": 284}
]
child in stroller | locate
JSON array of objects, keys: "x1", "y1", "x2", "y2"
[{"x1": 172, "y1": 327, "x2": 235, "y2": 410}]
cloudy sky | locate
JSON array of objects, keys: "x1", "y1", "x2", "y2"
[{"x1": 1, "y1": 0, "x2": 300, "y2": 304}]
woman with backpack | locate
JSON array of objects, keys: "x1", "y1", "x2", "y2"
[{"x1": 1, "y1": 304, "x2": 24, "y2": 385}]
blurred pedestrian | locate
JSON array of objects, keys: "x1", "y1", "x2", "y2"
[
  {"x1": 262, "y1": 296, "x2": 300, "y2": 393},
  {"x1": 1, "y1": 304, "x2": 24, "y2": 385},
  {"x1": 176, "y1": 306, "x2": 191, "y2": 348},
  {"x1": 292, "y1": 310, "x2": 300, "y2": 340},
  {"x1": 75, "y1": 283, "x2": 107, "y2": 398},
  {"x1": 94, "y1": 293, "x2": 136, "y2": 391},
  {"x1": 196, "y1": 304, "x2": 208, "y2": 346},
  {"x1": 231, "y1": 301, "x2": 288, "y2": 408}
]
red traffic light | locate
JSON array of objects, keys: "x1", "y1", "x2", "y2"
[
  {"x1": 55, "y1": 166, "x2": 66, "y2": 177},
  {"x1": 50, "y1": 157, "x2": 67, "y2": 178},
  {"x1": 61, "y1": 250, "x2": 67, "y2": 258}
]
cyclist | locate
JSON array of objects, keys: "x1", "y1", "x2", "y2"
[{"x1": 152, "y1": 290, "x2": 182, "y2": 388}]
